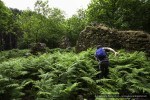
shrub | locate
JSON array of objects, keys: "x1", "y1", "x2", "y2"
[{"x1": 0, "y1": 49, "x2": 149, "y2": 99}]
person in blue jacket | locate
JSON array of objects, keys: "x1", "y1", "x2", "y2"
[{"x1": 95, "y1": 45, "x2": 117, "y2": 78}]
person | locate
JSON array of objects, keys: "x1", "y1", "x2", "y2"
[{"x1": 95, "y1": 45, "x2": 117, "y2": 78}]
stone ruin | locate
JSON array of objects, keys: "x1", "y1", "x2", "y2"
[
  {"x1": 30, "y1": 42, "x2": 47, "y2": 55},
  {"x1": 76, "y1": 24, "x2": 150, "y2": 56},
  {"x1": 59, "y1": 36, "x2": 71, "y2": 49}
]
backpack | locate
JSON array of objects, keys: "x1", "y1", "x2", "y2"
[{"x1": 96, "y1": 48, "x2": 106, "y2": 60}]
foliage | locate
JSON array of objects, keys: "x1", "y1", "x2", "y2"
[
  {"x1": 0, "y1": 1, "x2": 20, "y2": 50},
  {"x1": 16, "y1": 0, "x2": 66, "y2": 48},
  {"x1": 65, "y1": 9, "x2": 87, "y2": 46},
  {"x1": 1, "y1": 0, "x2": 150, "y2": 50},
  {"x1": 0, "y1": 0, "x2": 12, "y2": 33},
  {"x1": 86, "y1": 0, "x2": 150, "y2": 32},
  {"x1": 0, "y1": 49, "x2": 30, "y2": 63},
  {"x1": 0, "y1": 48, "x2": 149, "y2": 99}
]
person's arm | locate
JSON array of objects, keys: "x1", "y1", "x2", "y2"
[{"x1": 103, "y1": 47, "x2": 117, "y2": 56}]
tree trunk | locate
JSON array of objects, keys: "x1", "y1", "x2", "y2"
[
  {"x1": 0, "y1": 33, "x2": 4, "y2": 51},
  {"x1": 9, "y1": 33, "x2": 12, "y2": 49}
]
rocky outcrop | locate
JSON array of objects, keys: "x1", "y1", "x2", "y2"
[
  {"x1": 30, "y1": 42, "x2": 47, "y2": 55},
  {"x1": 76, "y1": 24, "x2": 150, "y2": 55},
  {"x1": 117, "y1": 31, "x2": 150, "y2": 51},
  {"x1": 59, "y1": 36, "x2": 71, "y2": 49}
]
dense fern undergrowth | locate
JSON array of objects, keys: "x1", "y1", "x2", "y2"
[{"x1": 0, "y1": 48, "x2": 150, "y2": 100}]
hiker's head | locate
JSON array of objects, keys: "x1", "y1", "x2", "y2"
[{"x1": 97, "y1": 45, "x2": 102, "y2": 49}]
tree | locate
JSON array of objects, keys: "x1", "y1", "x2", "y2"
[
  {"x1": 0, "y1": 0, "x2": 17, "y2": 50},
  {"x1": 86, "y1": 0, "x2": 150, "y2": 32},
  {"x1": 9, "y1": 8, "x2": 23, "y2": 49},
  {"x1": 86, "y1": 0, "x2": 123, "y2": 28},
  {"x1": 120, "y1": 0, "x2": 150, "y2": 32},
  {"x1": 0, "y1": 0, "x2": 11, "y2": 32},
  {"x1": 45, "y1": 8, "x2": 66, "y2": 48},
  {"x1": 17, "y1": 10, "x2": 41, "y2": 48},
  {"x1": 17, "y1": 0, "x2": 66, "y2": 48},
  {"x1": 34, "y1": 0, "x2": 66, "y2": 48},
  {"x1": 65, "y1": 9, "x2": 87, "y2": 46}
]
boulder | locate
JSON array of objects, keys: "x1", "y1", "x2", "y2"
[
  {"x1": 30, "y1": 42, "x2": 47, "y2": 55},
  {"x1": 59, "y1": 36, "x2": 71, "y2": 49}
]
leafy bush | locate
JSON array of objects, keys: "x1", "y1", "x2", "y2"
[
  {"x1": 0, "y1": 49, "x2": 30, "y2": 63},
  {"x1": 30, "y1": 42, "x2": 47, "y2": 55},
  {"x1": 0, "y1": 49, "x2": 149, "y2": 100}
]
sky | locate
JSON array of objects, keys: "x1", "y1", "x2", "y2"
[{"x1": 2, "y1": 0, "x2": 91, "y2": 18}]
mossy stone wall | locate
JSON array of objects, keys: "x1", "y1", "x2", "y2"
[{"x1": 76, "y1": 24, "x2": 150, "y2": 55}]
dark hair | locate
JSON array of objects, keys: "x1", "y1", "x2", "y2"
[{"x1": 97, "y1": 45, "x2": 102, "y2": 49}]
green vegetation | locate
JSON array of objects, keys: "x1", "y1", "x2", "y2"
[
  {"x1": 0, "y1": 49, "x2": 149, "y2": 99},
  {"x1": 0, "y1": 49, "x2": 29, "y2": 63},
  {"x1": 0, "y1": 0, "x2": 150, "y2": 50},
  {"x1": 86, "y1": 0, "x2": 150, "y2": 31},
  {"x1": 0, "y1": 0, "x2": 150, "y2": 99}
]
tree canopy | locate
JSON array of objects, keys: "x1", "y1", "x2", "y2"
[{"x1": 86, "y1": 0, "x2": 150, "y2": 31}]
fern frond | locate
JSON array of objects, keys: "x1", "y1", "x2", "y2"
[
  {"x1": 81, "y1": 77, "x2": 95, "y2": 85},
  {"x1": 6, "y1": 83, "x2": 19, "y2": 88},
  {"x1": 63, "y1": 83, "x2": 79, "y2": 94}
]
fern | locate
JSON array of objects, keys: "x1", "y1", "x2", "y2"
[{"x1": 0, "y1": 48, "x2": 149, "y2": 99}]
